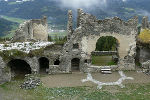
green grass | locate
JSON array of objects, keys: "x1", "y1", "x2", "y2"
[
  {"x1": 92, "y1": 55, "x2": 117, "y2": 66},
  {"x1": 49, "y1": 31, "x2": 67, "y2": 39},
  {"x1": 2, "y1": 24, "x2": 18, "y2": 38},
  {"x1": 1, "y1": 80, "x2": 150, "y2": 100},
  {"x1": 1, "y1": 15, "x2": 26, "y2": 24},
  {"x1": 0, "y1": 15, "x2": 26, "y2": 38}
]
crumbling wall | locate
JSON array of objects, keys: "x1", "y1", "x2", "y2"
[
  {"x1": 0, "y1": 57, "x2": 11, "y2": 84},
  {"x1": 138, "y1": 16, "x2": 150, "y2": 63},
  {"x1": 61, "y1": 9, "x2": 138, "y2": 72},
  {"x1": 13, "y1": 16, "x2": 48, "y2": 41}
]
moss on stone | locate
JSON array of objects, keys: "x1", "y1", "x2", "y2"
[
  {"x1": 3, "y1": 66, "x2": 10, "y2": 73},
  {"x1": 28, "y1": 48, "x2": 45, "y2": 57},
  {"x1": 0, "y1": 50, "x2": 28, "y2": 61}
]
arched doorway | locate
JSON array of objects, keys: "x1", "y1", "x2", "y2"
[
  {"x1": 92, "y1": 36, "x2": 119, "y2": 66},
  {"x1": 71, "y1": 58, "x2": 80, "y2": 71},
  {"x1": 8, "y1": 59, "x2": 31, "y2": 79},
  {"x1": 39, "y1": 57, "x2": 49, "y2": 74}
]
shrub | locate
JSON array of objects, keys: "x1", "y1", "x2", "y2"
[{"x1": 138, "y1": 29, "x2": 150, "y2": 43}]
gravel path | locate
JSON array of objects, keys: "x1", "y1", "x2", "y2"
[{"x1": 41, "y1": 71, "x2": 150, "y2": 88}]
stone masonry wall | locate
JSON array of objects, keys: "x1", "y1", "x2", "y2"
[
  {"x1": 13, "y1": 16, "x2": 48, "y2": 41},
  {"x1": 60, "y1": 9, "x2": 138, "y2": 72}
]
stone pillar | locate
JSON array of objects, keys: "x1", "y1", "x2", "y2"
[
  {"x1": 28, "y1": 21, "x2": 33, "y2": 40},
  {"x1": 77, "y1": 9, "x2": 83, "y2": 28},
  {"x1": 142, "y1": 16, "x2": 149, "y2": 29},
  {"x1": 67, "y1": 10, "x2": 73, "y2": 40}
]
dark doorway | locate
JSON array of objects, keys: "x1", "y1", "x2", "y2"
[
  {"x1": 71, "y1": 58, "x2": 80, "y2": 71},
  {"x1": 39, "y1": 57, "x2": 49, "y2": 74},
  {"x1": 8, "y1": 59, "x2": 31, "y2": 79},
  {"x1": 54, "y1": 59, "x2": 60, "y2": 65}
]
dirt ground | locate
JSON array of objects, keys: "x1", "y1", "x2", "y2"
[{"x1": 41, "y1": 71, "x2": 150, "y2": 88}]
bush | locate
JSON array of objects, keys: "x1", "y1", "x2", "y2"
[{"x1": 138, "y1": 29, "x2": 150, "y2": 43}]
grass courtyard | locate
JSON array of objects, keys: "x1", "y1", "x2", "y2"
[
  {"x1": 0, "y1": 71, "x2": 150, "y2": 100},
  {"x1": 92, "y1": 55, "x2": 117, "y2": 66},
  {"x1": 1, "y1": 80, "x2": 150, "y2": 100}
]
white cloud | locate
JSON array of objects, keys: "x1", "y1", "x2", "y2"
[
  {"x1": 58, "y1": 0, "x2": 107, "y2": 9},
  {"x1": 138, "y1": 10, "x2": 150, "y2": 19},
  {"x1": 122, "y1": 0, "x2": 127, "y2": 2},
  {"x1": 58, "y1": 0, "x2": 128, "y2": 9},
  {"x1": 2, "y1": 0, "x2": 34, "y2": 2}
]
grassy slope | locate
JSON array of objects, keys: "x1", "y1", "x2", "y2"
[
  {"x1": 0, "y1": 15, "x2": 26, "y2": 38},
  {"x1": 3, "y1": 16, "x2": 26, "y2": 38},
  {"x1": 0, "y1": 80, "x2": 150, "y2": 100},
  {"x1": 1, "y1": 15, "x2": 26, "y2": 24}
]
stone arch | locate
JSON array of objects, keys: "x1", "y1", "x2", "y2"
[
  {"x1": 71, "y1": 58, "x2": 80, "y2": 71},
  {"x1": 7, "y1": 59, "x2": 31, "y2": 78},
  {"x1": 38, "y1": 57, "x2": 49, "y2": 74},
  {"x1": 81, "y1": 33, "x2": 136, "y2": 69},
  {"x1": 95, "y1": 36, "x2": 119, "y2": 51},
  {"x1": 90, "y1": 36, "x2": 119, "y2": 66},
  {"x1": 81, "y1": 33, "x2": 135, "y2": 60}
]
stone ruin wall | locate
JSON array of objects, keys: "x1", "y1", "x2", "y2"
[
  {"x1": 2, "y1": 9, "x2": 150, "y2": 84},
  {"x1": 138, "y1": 17, "x2": 150, "y2": 64},
  {"x1": 13, "y1": 16, "x2": 48, "y2": 41},
  {"x1": 137, "y1": 16, "x2": 150, "y2": 73},
  {"x1": 61, "y1": 9, "x2": 138, "y2": 72},
  {"x1": 0, "y1": 44, "x2": 64, "y2": 84}
]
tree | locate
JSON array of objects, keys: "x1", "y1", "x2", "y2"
[{"x1": 95, "y1": 36, "x2": 118, "y2": 51}]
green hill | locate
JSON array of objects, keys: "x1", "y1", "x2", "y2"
[{"x1": 0, "y1": 17, "x2": 18, "y2": 37}]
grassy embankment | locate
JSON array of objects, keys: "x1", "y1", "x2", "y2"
[{"x1": 0, "y1": 79, "x2": 150, "y2": 100}]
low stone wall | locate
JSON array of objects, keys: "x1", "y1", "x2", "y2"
[
  {"x1": 91, "y1": 51, "x2": 118, "y2": 56},
  {"x1": 49, "y1": 65, "x2": 70, "y2": 74},
  {"x1": 83, "y1": 64, "x2": 118, "y2": 73}
]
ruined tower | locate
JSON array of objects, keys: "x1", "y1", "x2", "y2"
[{"x1": 13, "y1": 16, "x2": 48, "y2": 41}]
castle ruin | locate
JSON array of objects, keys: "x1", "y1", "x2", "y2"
[
  {"x1": 1, "y1": 9, "x2": 150, "y2": 84},
  {"x1": 13, "y1": 16, "x2": 48, "y2": 41}
]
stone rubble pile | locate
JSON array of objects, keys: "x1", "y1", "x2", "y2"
[{"x1": 20, "y1": 74, "x2": 41, "y2": 89}]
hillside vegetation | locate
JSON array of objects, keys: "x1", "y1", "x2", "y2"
[{"x1": 0, "y1": 18, "x2": 18, "y2": 37}]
